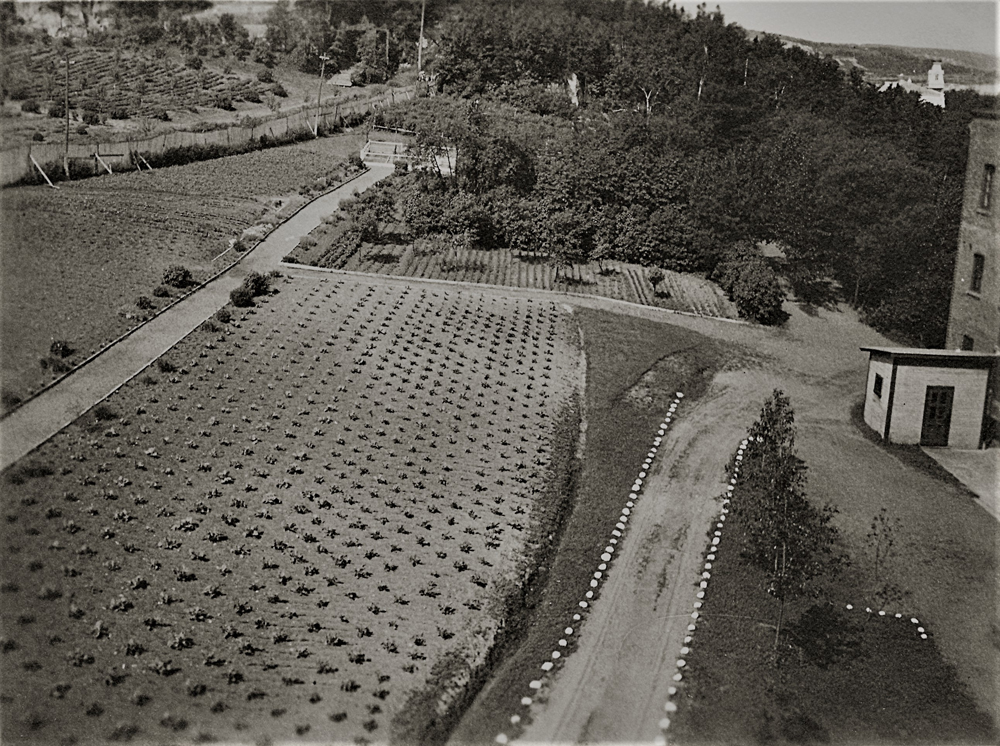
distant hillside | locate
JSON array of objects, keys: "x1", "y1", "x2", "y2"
[{"x1": 746, "y1": 30, "x2": 999, "y2": 85}]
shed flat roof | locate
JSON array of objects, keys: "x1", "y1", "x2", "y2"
[{"x1": 860, "y1": 346, "x2": 999, "y2": 364}]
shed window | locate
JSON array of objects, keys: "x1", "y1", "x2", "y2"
[
  {"x1": 873, "y1": 373, "x2": 883, "y2": 398},
  {"x1": 961, "y1": 335, "x2": 974, "y2": 351},
  {"x1": 971, "y1": 253, "x2": 985, "y2": 293},
  {"x1": 981, "y1": 164, "x2": 995, "y2": 210}
]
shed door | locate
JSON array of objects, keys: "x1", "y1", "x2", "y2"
[{"x1": 920, "y1": 386, "x2": 954, "y2": 447}]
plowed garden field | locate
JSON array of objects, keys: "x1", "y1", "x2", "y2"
[
  {"x1": 0, "y1": 132, "x2": 364, "y2": 409},
  {"x1": 0, "y1": 275, "x2": 582, "y2": 744},
  {"x1": 285, "y1": 237, "x2": 739, "y2": 321}
]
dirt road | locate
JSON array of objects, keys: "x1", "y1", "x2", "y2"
[{"x1": 506, "y1": 301, "x2": 998, "y2": 742}]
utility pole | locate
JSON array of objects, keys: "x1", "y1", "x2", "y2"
[
  {"x1": 64, "y1": 51, "x2": 70, "y2": 177},
  {"x1": 315, "y1": 53, "x2": 330, "y2": 136},
  {"x1": 417, "y1": 0, "x2": 426, "y2": 76}
]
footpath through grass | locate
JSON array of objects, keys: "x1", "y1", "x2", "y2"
[
  {"x1": 448, "y1": 307, "x2": 722, "y2": 743},
  {"x1": 670, "y1": 439, "x2": 996, "y2": 745}
]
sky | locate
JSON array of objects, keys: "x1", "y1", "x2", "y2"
[{"x1": 675, "y1": 1, "x2": 999, "y2": 58}]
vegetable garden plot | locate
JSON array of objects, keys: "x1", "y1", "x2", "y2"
[{"x1": 0, "y1": 276, "x2": 581, "y2": 744}]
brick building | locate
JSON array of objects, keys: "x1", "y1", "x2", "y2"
[{"x1": 945, "y1": 111, "x2": 999, "y2": 443}]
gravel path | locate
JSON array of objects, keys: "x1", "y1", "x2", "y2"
[{"x1": 0, "y1": 164, "x2": 394, "y2": 470}]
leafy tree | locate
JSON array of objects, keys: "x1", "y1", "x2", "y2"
[{"x1": 733, "y1": 391, "x2": 842, "y2": 648}]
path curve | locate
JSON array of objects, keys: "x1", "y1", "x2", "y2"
[{"x1": 0, "y1": 164, "x2": 394, "y2": 470}]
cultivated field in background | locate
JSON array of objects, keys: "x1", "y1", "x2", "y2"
[
  {"x1": 286, "y1": 238, "x2": 740, "y2": 321},
  {"x1": 0, "y1": 132, "x2": 363, "y2": 409}
]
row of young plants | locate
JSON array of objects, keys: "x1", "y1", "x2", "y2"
[{"x1": 0, "y1": 276, "x2": 581, "y2": 744}]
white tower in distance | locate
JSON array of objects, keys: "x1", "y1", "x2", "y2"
[{"x1": 928, "y1": 61, "x2": 945, "y2": 90}]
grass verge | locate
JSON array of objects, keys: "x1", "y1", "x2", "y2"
[
  {"x1": 670, "y1": 438, "x2": 996, "y2": 745},
  {"x1": 446, "y1": 307, "x2": 723, "y2": 743}
]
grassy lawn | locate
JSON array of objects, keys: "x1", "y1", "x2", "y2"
[
  {"x1": 670, "y1": 441, "x2": 997, "y2": 745},
  {"x1": 448, "y1": 307, "x2": 724, "y2": 743}
]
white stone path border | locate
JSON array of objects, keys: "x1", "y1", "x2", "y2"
[
  {"x1": 650, "y1": 437, "x2": 934, "y2": 745},
  {"x1": 493, "y1": 392, "x2": 686, "y2": 745}
]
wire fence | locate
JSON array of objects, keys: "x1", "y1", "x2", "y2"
[{"x1": 1, "y1": 86, "x2": 415, "y2": 187}]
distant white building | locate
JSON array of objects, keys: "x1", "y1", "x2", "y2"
[{"x1": 878, "y1": 61, "x2": 946, "y2": 108}]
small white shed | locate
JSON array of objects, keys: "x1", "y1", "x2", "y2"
[{"x1": 861, "y1": 347, "x2": 997, "y2": 449}]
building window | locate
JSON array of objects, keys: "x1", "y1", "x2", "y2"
[
  {"x1": 873, "y1": 373, "x2": 883, "y2": 398},
  {"x1": 971, "y1": 253, "x2": 985, "y2": 293},
  {"x1": 981, "y1": 164, "x2": 995, "y2": 210},
  {"x1": 961, "y1": 335, "x2": 974, "y2": 351}
]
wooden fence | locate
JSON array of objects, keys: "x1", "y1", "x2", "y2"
[{"x1": 1, "y1": 86, "x2": 414, "y2": 187}]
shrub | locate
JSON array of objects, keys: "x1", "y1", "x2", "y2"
[
  {"x1": 21, "y1": 99, "x2": 40, "y2": 114},
  {"x1": 242, "y1": 271, "x2": 270, "y2": 297},
  {"x1": 348, "y1": 153, "x2": 365, "y2": 171},
  {"x1": 648, "y1": 267, "x2": 665, "y2": 288},
  {"x1": 31, "y1": 132, "x2": 44, "y2": 142},
  {"x1": 109, "y1": 108, "x2": 130, "y2": 120},
  {"x1": 136, "y1": 296, "x2": 155, "y2": 310},
  {"x1": 201, "y1": 320, "x2": 220, "y2": 334},
  {"x1": 76, "y1": 125, "x2": 88, "y2": 135},
  {"x1": 272, "y1": 83, "x2": 287, "y2": 98},
  {"x1": 256, "y1": 69, "x2": 274, "y2": 84},
  {"x1": 713, "y1": 243, "x2": 786, "y2": 325},
  {"x1": 230, "y1": 286, "x2": 255, "y2": 307},
  {"x1": 152, "y1": 285, "x2": 171, "y2": 298},
  {"x1": 394, "y1": 160, "x2": 409, "y2": 175},
  {"x1": 50, "y1": 340, "x2": 73, "y2": 358},
  {"x1": 82, "y1": 110, "x2": 100, "y2": 126},
  {"x1": 215, "y1": 307, "x2": 232, "y2": 324},
  {"x1": 185, "y1": 55, "x2": 204, "y2": 71},
  {"x1": 93, "y1": 404, "x2": 118, "y2": 422},
  {"x1": 48, "y1": 102, "x2": 66, "y2": 118},
  {"x1": 156, "y1": 359, "x2": 177, "y2": 374},
  {"x1": 163, "y1": 265, "x2": 193, "y2": 288}
]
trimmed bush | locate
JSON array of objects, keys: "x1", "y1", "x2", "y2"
[
  {"x1": 82, "y1": 110, "x2": 100, "y2": 126},
  {"x1": 152, "y1": 285, "x2": 171, "y2": 298},
  {"x1": 242, "y1": 271, "x2": 270, "y2": 297},
  {"x1": 136, "y1": 296, "x2": 155, "y2": 310},
  {"x1": 215, "y1": 307, "x2": 232, "y2": 324},
  {"x1": 256, "y1": 69, "x2": 274, "y2": 84},
  {"x1": 31, "y1": 132, "x2": 44, "y2": 142},
  {"x1": 230, "y1": 286, "x2": 255, "y2": 307},
  {"x1": 21, "y1": 99, "x2": 40, "y2": 114},
  {"x1": 163, "y1": 265, "x2": 193, "y2": 288}
]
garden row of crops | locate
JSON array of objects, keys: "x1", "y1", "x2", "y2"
[
  {"x1": 0, "y1": 133, "x2": 365, "y2": 411},
  {"x1": 285, "y1": 237, "x2": 739, "y2": 320},
  {"x1": 0, "y1": 276, "x2": 582, "y2": 744},
  {"x1": 6, "y1": 44, "x2": 267, "y2": 121}
]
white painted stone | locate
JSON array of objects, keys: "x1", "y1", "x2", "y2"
[
  {"x1": 573, "y1": 614, "x2": 581, "y2": 621},
  {"x1": 511, "y1": 715, "x2": 521, "y2": 724},
  {"x1": 712, "y1": 537, "x2": 720, "y2": 545},
  {"x1": 559, "y1": 639, "x2": 567, "y2": 647},
  {"x1": 895, "y1": 613, "x2": 902, "y2": 618},
  {"x1": 696, "y1": 591, "x2": 705, "y2": 599},
  {"x1": 659, "y1": 718, "x2": 671, "y2": 729},
  {"x1": 610, "y1": 538, "x2": 618, "y2": 545},
  {"x1": 687, "y1": 624, "x2": 696, "y2": 631},
  {"x1": 846, "y1": 604, "x2": 853, "y2": 610},
  {"x1": 542, "y1": 662, "x2": 553, "y2": 671},
  {"x1": 665, "y1": 701, "x2": 678, "y2": 712},
  {"x1": 630, "y1": 492, "x2": 639, "y2": 500},
  {"x1": 706, "y1": 554, "x2": 716, "y2": 561},
  {"x1": 586, "y1": 591, "x2": 593, "y2": 598},
  {"x1": 680, "y1": 647, "x2": 690, "y2": 655},
  {"x1": 638, "y1": 473, "x2": 646, "y2": 480},
  {"x1": 911, "y1": 618, "x2": 919, "y2": 624},
  {"x1": 521, "y1": 696, "x2": 532, "y2": 705},
  {"x1": 622, "y1": 507, "x2": 631, "y2": 516},
  {"x1": 590, "y1": 580, "x2": 598, "y2": 588},
  {"x1": 552, "y1": 651, "x2": 561, "y2": 659},
  {"x1": 673, "y1": 673, "x2": 683, "y2": 681},
  {"x1": 694, "y1": 601, "x2": 702, "y2": 609},
  {"x1": 529, "y1": 680, "x2": 542, "y2": 690},
  {"x1": 615, "y1": 523, "x2": 625, "y2": 531},
  {"x1": 691, "y1": 611, "x2": 699, "y2": 619},
  {"x1": 579, "y1": 601, "x2": 588, "y2": 609},
  {"x1": 921, "y1": 634, "x2": 928, "y2": 640},
  {"x1": 598, "y1": 563, "x2": 607, "y2": 571},
  {"x1": 605, "y1": 546, "x2": 615, "y2": 553},
  {"x1": 496, "y1": 734, "x2": 508, "y2": 744},
  {"x1": 594, "y1": 572, "x2": 603, "y2": 579},
  {"x1": 654, "y1": 736, "x2": 667, "y2": 746},
  {"x1": 917, "y1": 627, "x2": 924, "y2": 633},
  {"x1": 668, "y1": 686, "x2": 678, "y2": 695},
  {"x1": 699, "y1": 581, "x2": 708, "y2": 589}
]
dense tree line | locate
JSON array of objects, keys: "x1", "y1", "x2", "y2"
[{"x1": 396, "y1": 0, "x2": 996, "y2": 340}]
